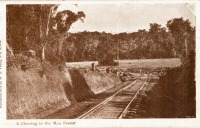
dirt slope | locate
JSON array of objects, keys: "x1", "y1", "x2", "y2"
[
  {"x1": 83, "y1": 71, "x2": 121, "y2": 94},
  {"x1": 7, "y1": 56, "x2": 70, "y2": 119},
  {"x1": 7, "y1": 55, "x2": 121, "y2": 119}
]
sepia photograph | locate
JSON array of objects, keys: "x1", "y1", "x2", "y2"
[{"x1": 6, "y1": 2, "x2": 196, "y2": 121}]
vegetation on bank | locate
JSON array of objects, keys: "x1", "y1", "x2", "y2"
[
  {"x1": 7, "y1": 54, "x2": 71, "y2": 119},
  {"x1": 144, "y1": 51, "x2": 195, "y2": 118}
]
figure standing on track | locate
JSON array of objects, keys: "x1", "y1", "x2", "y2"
[
  {"x1": 106, "y1": 67, "x2": 110, "y2": 73},
  {"x1": 91, "y1": 63, "x2": 95, "y2": 71},
  {"x1": 140, "y1": 68, "x2": 142, "y2": 74}
]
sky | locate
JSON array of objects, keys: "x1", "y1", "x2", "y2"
[{"x1": 58, "y1": 3, "x2": 195, "y2": 33}]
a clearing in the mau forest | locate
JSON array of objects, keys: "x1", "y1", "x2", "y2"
[{"x1": 66, "y1": 58, "x2": 181, "y2": 69}]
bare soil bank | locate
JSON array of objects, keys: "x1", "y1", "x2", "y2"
[
  {"x1": 7, "y1": 55, "x2": 70, "y2": 119},
  {"x1": 44, "y1": 81, "x2": 132, "y2": 119},
  {"x1": 7, "y1": 55, "x2": 121, "y2": 119},
  {"x1": 44, "y1": 74, "x2": 140, "y2": 119}
]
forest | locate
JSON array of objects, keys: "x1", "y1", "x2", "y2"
[{"x1": 7, "y1": 5, "x2": 195, "y2": 64}]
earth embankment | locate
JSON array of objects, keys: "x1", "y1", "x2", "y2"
[{"x1": 7, "y1": 55, "x2": 121, "y2": 119}]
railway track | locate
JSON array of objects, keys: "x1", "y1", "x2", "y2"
[{"x1": 77, "y1": 74, "x2": 151, "y2": 119}]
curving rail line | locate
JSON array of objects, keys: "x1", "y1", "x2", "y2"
[
  {"x1": 77, "y1": 74, "x2": 150, "y2": 119},
  {"x1": 118, "y1": 76, "x2": 151, "y2": 118}
]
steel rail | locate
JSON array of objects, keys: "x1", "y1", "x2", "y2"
[
  {"x1": 118, "y1": 75, "x2": 150, "y2": 119},
  {"x1": 142, "y1": 76, "x2": 152, "y2": 91},
  {"x1": 77, "y1": 75, "x2": 143, "y2": 119}
]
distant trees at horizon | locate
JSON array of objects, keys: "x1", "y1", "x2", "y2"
[
  {"x1": 58, "y1": 18, "x2": 195, "y2": 63},
  {"x1": 6, "y1": 4, "x2": 195, "y2": 64}
]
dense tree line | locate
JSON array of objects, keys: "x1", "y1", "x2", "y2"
[
  {"x1": 7, "y1": 5, "x2": 195, "y2": 64},
  {"x1": 59, "y1": 20, "x2": 195, "y2": 62}
]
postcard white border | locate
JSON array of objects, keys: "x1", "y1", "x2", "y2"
[{"x1": 1, "y1": 0, "x2": 200, "y2": 128}]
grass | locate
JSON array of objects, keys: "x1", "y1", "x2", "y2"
[
  {"x1": 66, "y1": 61, "x2": 98, "y2": 68},
  {"x1": 7, "y1": 57, "x2": 71, "y2": 119},
  {"x1": 66, "y1": 58, "x2": 181, "y2": 69}
]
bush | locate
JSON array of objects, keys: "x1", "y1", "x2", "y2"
[{"x1": 98, "y1": 55, "x2": 119, "y2": 66}]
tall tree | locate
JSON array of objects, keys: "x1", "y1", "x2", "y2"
[
  {"x1": 167, "y1": 17, "x2": 195, "y2": 60},
  {"x1": 7, "y1": 5, "x2": 86, "y2": 63},
  {"x1": 7, "y1": 4, "x2": 57, "y2": 55},
  {"x1": 149, "y1": 23, "x2": 175, "y2": 58},
  {"x1": 47, "y1": 8, "x2": 86, "y2": 61}
]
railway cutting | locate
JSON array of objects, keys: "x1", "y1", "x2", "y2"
[{"x1": 78, "y1": 74, "x2": 152, "y2": 119}]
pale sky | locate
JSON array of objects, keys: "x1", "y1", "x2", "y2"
[{"x1": 58, "y1": 3, "x2": 195, "y2": 33}]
